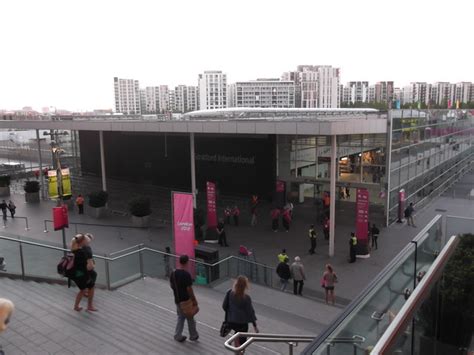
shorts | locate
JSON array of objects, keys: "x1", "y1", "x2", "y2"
[
  {"x1": 325, "y1": 286, "x2": 335, "y2": 291},
  {"x1": 72, "y1": 270, "x2": 97, "y2": 290}
]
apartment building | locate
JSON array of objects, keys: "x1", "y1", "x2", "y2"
[
  {"x1": 114, "y1": 77, "x2": 141, "y2": 114},
  {"x1": 228, "y1": 79, "x2": 295, "y2": 108},
  {"x1": 198, "y1": 71, "x2": 227, "y2": 110}
]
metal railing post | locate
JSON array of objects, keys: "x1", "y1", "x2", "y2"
[
  {"x1": 138, "y1": 245, "x2": 144, "y2": 279},
  {"x1": 44, "y1": 220, "x2": 48, "y2": 233},
  {"x1": 289, "y1": 342, "x2": 294, "y2": 355},
  {"x1": 105, "y1": 255, "x2": 111, "y2": 290},
  {"x1": 19, "y1": 241, "x2": 25, "y2": 280},
  {"x1": 24, "y1": 217, "x2": 29, "y2": 231}
]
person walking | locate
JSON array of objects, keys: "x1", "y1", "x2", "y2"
[
  {"x1": 277, "y1": 249, "x2": 288, "y2": 263},
  {"x1": 290, "y1": 256, "x2": 305, "y2": 295},
  {"x1": 222, "y1": 276, "x2": 258, "y2": 352},
  {"x1": 224, "y1": 206, "x2": 232, "y2": 225},
  {"x1": 349, "y1": 232, "x2": 357, "y2": 263},
  {"x1": 7, "y1": 201, "x2": 16, "y2": 218},
  {"x1": 308, "y1": 224, "x2": 317, "y2": 254},
  {"x1": 282, "y1": 208, "x2": 291, "y2": 232},
  {"x1": 0, "y1": 200, "x2": 7, "y2": 221},
  {"x1": 70, "y1": 234, "x2": 97, "y2": 312},
  {"x1": 276, "y1": 257, "x2": 291, "y2": 291},
  {"x1": 404, "y1": 203, "x2": 416, "y2": 227},
  {"x1": 271, "y1": 208, "x2": 280, "y2": 232},
  {"x1": 371, "y1": 224, "x2": 380, "y2": 250},
  {"x1": 170, "y1": 255, "x2": 199, "y2": 342},
  {"x1": 76, "y1": 194, "x2": 85, "y2": 215},
  {"x1": 217, "y1": 219, "x2": 229, "y2": 247},
  {"x1": 322, "y1": 264, "x2": 338, "y2": 305},
  {"x1": 232, "y1": 205, "x2": 240, "y2": 226}
]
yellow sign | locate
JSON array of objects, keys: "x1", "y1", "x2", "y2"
[
  {"x1": 61, "y1": 168, "x2": 72, "y2": 197},
  {"x1": 48, "y1": 170, "x2": 59, "y2": 199}
]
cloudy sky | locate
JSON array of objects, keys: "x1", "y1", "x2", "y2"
[{"x1": 1, "y1": 0, "x2": 472, "y2": 111}]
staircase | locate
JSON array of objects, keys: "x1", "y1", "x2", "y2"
[{"x1": 0, "y1": 277, "x2": 326, "y2": 354}]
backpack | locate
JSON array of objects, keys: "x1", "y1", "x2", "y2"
[{"x1": 57, "y1": 253, "x2": 75, "y2": 278}]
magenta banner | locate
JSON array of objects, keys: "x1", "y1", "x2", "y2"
[
  {"x1": 206, "y1": 181, "x2": 218, "y2": 229},
  {"x1": 173, "y1": 192, "x2": 195, "y2": 276},
  {"x1": 355, "y1": 188, "x2": 369, "y2": 241}
]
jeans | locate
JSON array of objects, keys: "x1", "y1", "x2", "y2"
[
  {"x1": 175, "y1": 305, "x2": 198, "y2": 340},
  {"x1": 280, "y1": 278, "x2": 289, "y2": 291}
]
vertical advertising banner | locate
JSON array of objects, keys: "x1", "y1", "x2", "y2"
[
  {"x1": 355, "y1": 188, "x2": 369, "y2": 243},
  {"x1": 61, "y1": 168, "x2": 72, "y2": 197},
  {"x1": 53, "y1": 205, "x2": 69, "y2": 231},
  {"x1": 206, "y1": 182, "x2": 217, "y2": 229},
  {"x1": 172, "y1": 192, "x2": 195, "y2": 277},
  {"x1": 48, "y1": 170, "x2": 59, "y2": 199}
]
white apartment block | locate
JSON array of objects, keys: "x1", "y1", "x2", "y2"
[
  {"x1": 368, "y1": 85, "x2": 376, "y2": 103},
  {"x1": 374, "y1": 81, "x2": 394, "y2": 103},
  {"x1": 345, "y1": 81, "x2": 369, "y2": 104},
  {"x1": 186, "y1": 86, "x2": 199, "y2": 112},
  {"x1": 411, "y1": 82, "x2": 430, "y2": 105},
  {"x1": 229, "y1": 79, "x2": 295, "y2": 108},
  {"x1": 198, "y1": 71, "x2": 227, "y2": 110},
  {"x1": 174, "y1": 85, "x2": 187, "y2": 113},
  {"x1": 454, "y1": 82, "x2": 472, "y2": 103},
  {"x1": 401, "y1": 86, "x2": 413, "y2": 105},
  {"x1": 114, "y1": 77, "x2": 141, "y2": 114}
]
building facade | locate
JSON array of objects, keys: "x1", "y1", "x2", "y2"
[
  {"x1": 344, "y1": 81, "x2": 369, "y2": 104},
  {"x1": 374, "y1": 81, "x2": 394, "y2": 104},
  {"x1": 198, "y1": 71, "x2": 227, "y2": 110},
  {"x1": 228, "y1": 79, "x2": 295, "y2": 108},
  {"x1": 114, "y1": 77, "x2": 141, "y2": 115}
]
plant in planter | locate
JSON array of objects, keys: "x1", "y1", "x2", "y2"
[
  {"x1": 0, "y1": 175, "x2": 11, "y2": 197},
  {"x1": 24, "y1": 180, "x2": 40, "y2": 203},
  {"x1": 128, "y1": 197, "x2": 152, "y2": 227},
  {"x1": 87, "y1": 191, "x2": 109, "y2": 218}
]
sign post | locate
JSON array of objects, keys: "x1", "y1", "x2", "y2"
[{"x1": 356, "y1": 188, "x2": 370, "y2": 256}]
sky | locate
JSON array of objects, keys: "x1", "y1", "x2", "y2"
[{"x1": 1, "y1": 0, "x2": 473, "y2": 111}]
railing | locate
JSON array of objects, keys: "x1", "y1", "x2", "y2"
[
  {"x1": 42, "y1": 219, "x2": 159, "y2": 234},
  {"x1": 224, "y1": 333, "x2": 366, "y2": 355},
  {"x1": 2, "y1": 215, "x2": 29, "y2": 230},
  {"x1": 301, "y1": 215, "x2": 445, "y2": 354},
  {"x1": 370, "y1": 235, "x2": 460, "y2": 354},
  {"x1": 0, "y1": 234, "x2": 280, "y2": 291}
]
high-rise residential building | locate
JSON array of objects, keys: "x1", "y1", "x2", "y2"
[
  {"x1": 186, "y1": 86, "x2": 199, "y2": 112},
  {"x1": 345, "y1": 81, "x2": 369, "y2": 104},
  {"x1": 368, "y1": 85, "x2": 376, "y2": 103},
  {"x1": 157, "y1": 85, "x2": 170, "y2": 113},
  {"x1": 411, "y1": 82, "x2": 430, "y2": 106},
  {"x1": 454, "y1": 82, "x2": 472, "y2": 104},
  {"x1": 284, "y1": 65, "x2": 340, "y2": 108},
  {"x1": 374, "y1": 81, "x2": 394, "y2": 104},
  {"x1": 114, "y1": 77, "x2": 141, "y2": 114},
  {"x1": 430, "y1": 82, "x2": 451, "y2": 106},
  {"x1": 228, "y1": 79, "x2": 295, "y2": 108},
  {"x1": 140, "y1": 89, "x2": 147, "y2": 114},
  {"x1": 281, "y1": 71, "x2": 302, "y2": 107},
  {"x1": 174, "y1": 85, "x2": 187, "y2": 113},
  {"x1": 143, "y1": 87, "x2": 159, "y2": 114},
  {"x1": 198, "y1": 71, "x2": 227, "y2": 110},
  {"x1": 401, "y1": 86, "x2": 413, "y2": 105}
]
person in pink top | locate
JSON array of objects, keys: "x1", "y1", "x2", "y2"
[{"x1": 322, "y1": 264, "x2": 338, "y2": 305}]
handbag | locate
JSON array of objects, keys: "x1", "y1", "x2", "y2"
[
  {"x1": 220, "y1": 290, "x2": 231, "y2": 337},
  {"x1": 172, "y1": 271, "x2": 199, "y2": 319}
]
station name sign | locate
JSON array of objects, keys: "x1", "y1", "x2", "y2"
[{"x1": 196, "y1": 154, "x2": 255, "y2": 165}]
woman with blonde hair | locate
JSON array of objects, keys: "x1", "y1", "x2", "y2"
[
  {"x1": 222, "y1": 276, "x2": 258, "y2": 352},
  {"x1": 322, "y1": 264, "x2": 338, "y2": 305},
  {"x1": 70, "y1": 234, "x2": 97, "y2": 312}
]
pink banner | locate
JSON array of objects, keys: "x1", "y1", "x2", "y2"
[
  {"x1": 206, "y1": 181, "x2": 217, "y2": 229},
  {"x1": 356, "y1": 188, "x2": 369, "y2": 241},
  {"x1": 173, "y1": 192, "x2": 195, "y2": 276}
]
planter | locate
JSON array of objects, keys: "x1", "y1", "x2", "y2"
[
  {"x1": 0, "y1": 186, "x2": 10, "y2": 197},
  {"x1": 132, "y1": 215, "x2": 150, "y2": 228},
  {"x1": 25, "y1": 191, "x2": 40, "y2": 203},
  {"x1": 88, "y1": 206, "x2": 107, "y2": 219}
]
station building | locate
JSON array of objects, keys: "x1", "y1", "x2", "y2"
[{"x1": 0, "y1": 108, "x2": 472, "y2": 256}]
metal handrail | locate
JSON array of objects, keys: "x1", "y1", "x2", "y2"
[
  {"x1": 2, "y1": 215, "x2": 29, "y2": 230},
  {"x1": 224, "y1": 332, "x2": 316, "y2": 355},
  {"x1": 109, "y1": 243, "x2": 144, "y2": 256},
  {"x1": 43, "y1": 219, "x2": 158, "y2": 233}
]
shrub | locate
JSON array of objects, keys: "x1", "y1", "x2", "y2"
[
  {"x1": 128, "y1": 197, "x2": 151, "y2": 217},
  {"x1": 0, "y1": 175, "x2": 11, "y2": 187},
  {"x1": 23, "y1": 180, "x2": 40, "y2": 193},
  {"x1": 88, "y1": 191, "x2": 109, "y2": 208}
]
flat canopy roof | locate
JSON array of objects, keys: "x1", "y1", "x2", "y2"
[{"x1": 0, "y1": 109, "x2": 388, "y2": 135}]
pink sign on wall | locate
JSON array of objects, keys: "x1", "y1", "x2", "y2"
[
  {"x1": 355, "y1": 188, "x2": 369, "y2": 241},
  {"x1": 206, "y1": 181, "x2": 218, "y2": 229},
  {"x1": 172, "y1": 192, "x2": 195, "y2": 276}
]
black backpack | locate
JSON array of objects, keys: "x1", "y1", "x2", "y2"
[{"x1": 57, "y1": 253, "x2": 75, "y2": 278}]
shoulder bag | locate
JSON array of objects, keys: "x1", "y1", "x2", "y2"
[
  {"x1": 220, "y1": 290, "x2": 232, "y2": 337},
  {"x1": 172, "y1": 271, "x2": 199, "y2": 319}
]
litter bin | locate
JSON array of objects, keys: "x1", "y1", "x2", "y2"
[{"x1": 195, "y1": 244, "x2": 219, "y2": 284}]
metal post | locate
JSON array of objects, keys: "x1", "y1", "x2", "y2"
[
  {"x1": 190, "y1": 133, "x2": 197, "y2": 208},
  {"x1": 139, "y1": 245, "x2": 144, "y2": 278},
  {"x1": 360, "y1": 134, "x2": 364, "y2": 182},
  {"x1": 99, "y1": 131, "x2": 107, "y2": 192},
  {"x1": 19, "y1": 242, "x2": 25, "y2": 279},
  {"x1": 329, "y1": 135, "x2": 337, "y2": 257},
  {"x1": 36, "y1": 129, "x2": 46, "y2": 199},
  {"x1": 289, "y1": 342, "x2": 294, "y2": 355},
  {"x1": 105, "y1": 256, "x2": 111, "y2": 290}
]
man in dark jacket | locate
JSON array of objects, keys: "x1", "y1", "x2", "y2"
[{"x1": 276, "y1": 257, "x2": 291, "y2": 291}]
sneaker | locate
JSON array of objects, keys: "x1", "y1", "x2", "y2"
[
  {"x1": 174, "y1": 335, "x2": 187, "y2": 342},
  {"x1": 190, "y1": 335, "x2": 199, "y2": 341}
]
